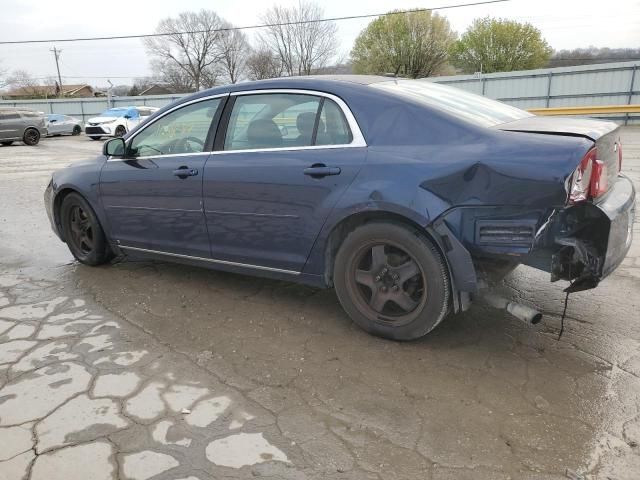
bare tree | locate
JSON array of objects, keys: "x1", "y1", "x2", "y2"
[
  {"x1": 145, "y1": 10, "x2": 226, "y2": 91},
  {"x1": 246, "y1": 47, "x2": 283, "y2": 80},
  {"x1": 150, "y1": 59, "x2": 201, "y2": 93},
  {"x1": 218, "y1": 25, "x2": 250, "y2": 84},
  {"x1": 258, "y1": 1, "x2": 338, "y2": 76},
  {"x1": 6, "y1": 70, "x2": 47, "y2": 97}
]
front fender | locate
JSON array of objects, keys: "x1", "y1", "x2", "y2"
[{"x1": 49, "y1": 156, "x2": 107, "y2": 241}]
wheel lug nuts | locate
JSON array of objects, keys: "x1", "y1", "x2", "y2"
[
  {"x1": 393, "y1": 285, "x2": 399, "y2": 291},
  {"x1": 381, "y1": 286, "x2": 388, "y2": 292},
  {"x1": 375, "y1": 276, "x2": 381, "y2": 282}
]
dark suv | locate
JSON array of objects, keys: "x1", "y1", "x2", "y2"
[{"x1": 0, "y1": 108, "x2": 47, "y2": 146}]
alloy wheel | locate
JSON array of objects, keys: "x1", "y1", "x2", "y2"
[
  {"x1": 348, "y1": 242, "x2": 427, "y2": 325},
  {"x1": 68, "y1": 205, "x2": 94, "y2": 255}
]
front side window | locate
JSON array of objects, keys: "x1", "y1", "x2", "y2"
[{"x1": 127, "y1": 98, "x2": 221, "y2": 158}]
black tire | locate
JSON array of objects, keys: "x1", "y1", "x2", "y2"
[
  {"x1": 72, "y1": 125, "x2": 82, "y2": 135},
  {"x1": 60, "y1": 192, "x2": 113, "y2": 266},
  {"x1": 89, "y1": 136, "x2": 102, "y2": 141},
  {"x1": 334, "y1": 222, "x2": 450, "y2": 341},
  {"x1": 23, "y1": 128, "x2": 40, "y2": 146},
  {"x1": 115, "y1": 125, "x2": 126, "y2": 137},
  {"x1": 1, "y1": 141, "x2": 12, "y2": 146}
]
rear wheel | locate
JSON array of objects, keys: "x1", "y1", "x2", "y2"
[
  {"x1": 1, "y1": 141, "x2": 12, "y2": 146},
  {"x1": 60, "y1": 193, "x2": 113, "y2": 266},
  {"x1": 115, "y1": 125, "x2": 126, "y2": 137},
  {"x1": 334, "y1": 222, "x2": 450, "y2": 341},
  {"x1": 72, "y1": 125, "x2": 82, "y2": 135},
  {"x1": 23, "y1": 128, "x2": 40, "y2": 146}
]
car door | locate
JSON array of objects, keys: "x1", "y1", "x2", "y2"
[
  {"x1": 48, "y1": 115, "x2": 63, "y2": 134},
  {"x1": 61, "y1": 116, "x2": 75, "y2": 134},
  {"x1": 100, "y1": 95, "x2": 226, "y2": 257},
  {"x1": 0, "y1": 112, "x2": 21, "y2": 139},
  {"x1": 203, "y1": 90, "x2": 367, "y2": 273}
]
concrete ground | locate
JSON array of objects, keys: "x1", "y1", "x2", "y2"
[{"x1": 0, "y1": 130, "x2": 638, "y2": 480}]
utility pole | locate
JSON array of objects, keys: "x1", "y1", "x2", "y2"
[{"x1": 50, "y1": 46, "x2": 63, "y2": 97}]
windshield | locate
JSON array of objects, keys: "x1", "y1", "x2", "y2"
[
  {"x1": 100, "y1": 108, "x2": 129, "y2": 118},
  {"x1": 373, "y1": 79, "x2": 532, "y2": 127}
]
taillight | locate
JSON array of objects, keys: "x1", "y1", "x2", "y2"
[
  {"x1": 617, "y1": 141, "x2": 623, "y2": 172},
  {"x1": 568, "y1": 147, "x2": 594, "y2": 203},
  {"x1": 590, "y1": 158, "x2": 608, "y2": 198}
]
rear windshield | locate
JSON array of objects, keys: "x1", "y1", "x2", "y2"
[{"x1": 372, "y1": 79, "x2": 532, "y2": 127}]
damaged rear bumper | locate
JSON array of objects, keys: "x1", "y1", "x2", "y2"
[{"x1": 543, "y1": 175, "x2": 635, "y2": 291}]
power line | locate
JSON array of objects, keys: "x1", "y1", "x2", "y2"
[{"x1": 0, "y1": 0, "x2": 509, "y2": 45}]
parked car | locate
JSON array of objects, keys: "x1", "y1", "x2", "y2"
[
  {"x1": 44, "y1": 76, "x2": 636, "y2": 340},
  {"x1": 84, "y1": 106, "x2": 157, "y2": 140},
  {"x1": 0, "y1": 108, "x2": 47, "y2": 146},
  {"x1": 46, "y1": 114, "x2": 83, "y2": 136}
]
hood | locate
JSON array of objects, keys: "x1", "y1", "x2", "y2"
[
  {"x1": 495, "y1": 116, "x2": 618, "y2": 142},
  {"x1": 87, "y1": 116, "x2": 119, "y2": 124}
]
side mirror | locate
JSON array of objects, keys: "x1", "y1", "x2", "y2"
[
  {"x1": 50, "y1": 119, "x2": 57, "y2": 123},
  {"x1": 123, "y1": 114, "x2": 131, "y2": 119},
  {"x1": 103, "y1": 137, "x2": 125, "y2": 157}
]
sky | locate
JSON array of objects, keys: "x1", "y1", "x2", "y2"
[{"x1": 0, "y1": 0, "x2": 639, "y2": 89}]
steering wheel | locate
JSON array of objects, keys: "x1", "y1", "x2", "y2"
[{"x1": 175, "y1": 136, "x2": 205, "y2": 153}]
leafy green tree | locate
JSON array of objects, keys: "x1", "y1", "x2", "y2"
[
  {"x1": 351, "y1": 10, "x2": 457, "y2": 78},
  {"x1": 450, "y1": 17, "x2": 552, "y2": 73}
]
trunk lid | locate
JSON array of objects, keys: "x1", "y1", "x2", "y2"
[{"x1": 495, "y1": 116, "x2": 621, "y2": 195}]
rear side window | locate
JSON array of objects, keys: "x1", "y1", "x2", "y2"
[
  {"x1": 224, "y1": 93, "x2": 321, "y2": 150},
  {"x1": 0, "y1": 113, "x2": 20, "y2": 120},
  {"x1": 316, "y1": 99, "x2": 352, "y2": 146},
  {"x1": 223, "y1": 93, "x2": 354, "y2": 151}
]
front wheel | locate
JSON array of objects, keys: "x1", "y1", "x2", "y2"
[
  {"x1": 334, "y1": 222, "x2": 450, "y2": 341},
  {"x1": 60, "y1": 193, "x2": 113, "y2": 266},
  {"x1": 72, "y1": 125, "x2": 82, "y2": 135},
  {"x1": 23, "y1": 128, "x2": 40, "y2": 146},
  {"x1": 115, "y1": 125, "x2": 126, "y2": 137}
]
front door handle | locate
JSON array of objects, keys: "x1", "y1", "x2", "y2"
[
  {"x1": 173, "y1": 166, "x2": 198, "y2": 178},
  {"x1": 304, "y1": 164, "x2": 341, "y2": 178}
]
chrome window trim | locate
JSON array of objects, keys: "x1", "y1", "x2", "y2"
[
  {"x1": 119, "y1": 245, "x2": 301, "y2": 275},
  {"x1": 107, "y1": 88, "x2": 366, "y2": 161}
]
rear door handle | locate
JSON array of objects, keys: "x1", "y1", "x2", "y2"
[
  {"x1": 173, "y1": 167, "x2": 198, "y2": 178},
  {"x1": 304, "y1": 164, "x2": 341, "y2": 178}
]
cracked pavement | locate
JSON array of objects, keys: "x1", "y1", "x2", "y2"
[{"x1": 0, "y1": 130, "x2": 639, "y2": 479}]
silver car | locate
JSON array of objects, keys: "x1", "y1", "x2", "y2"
[
  {"x1": 46, "y1": 114, "x2": 83, "y2": 136},
  {"x1": 0, "y1": 108, "x2": 47, "y2": 146}
]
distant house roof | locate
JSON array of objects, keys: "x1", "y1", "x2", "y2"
[{"x1": 4, "y1": 84, "x2": 95, "y2": 98}]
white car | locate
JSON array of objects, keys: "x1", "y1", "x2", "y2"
[{"x1": 84, "y1": 106, "x2": 157, "y2": 140}]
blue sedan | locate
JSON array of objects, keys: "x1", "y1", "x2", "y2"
[{"x1": 44, "y1": 76, "x2": 635, "y2": 340}]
